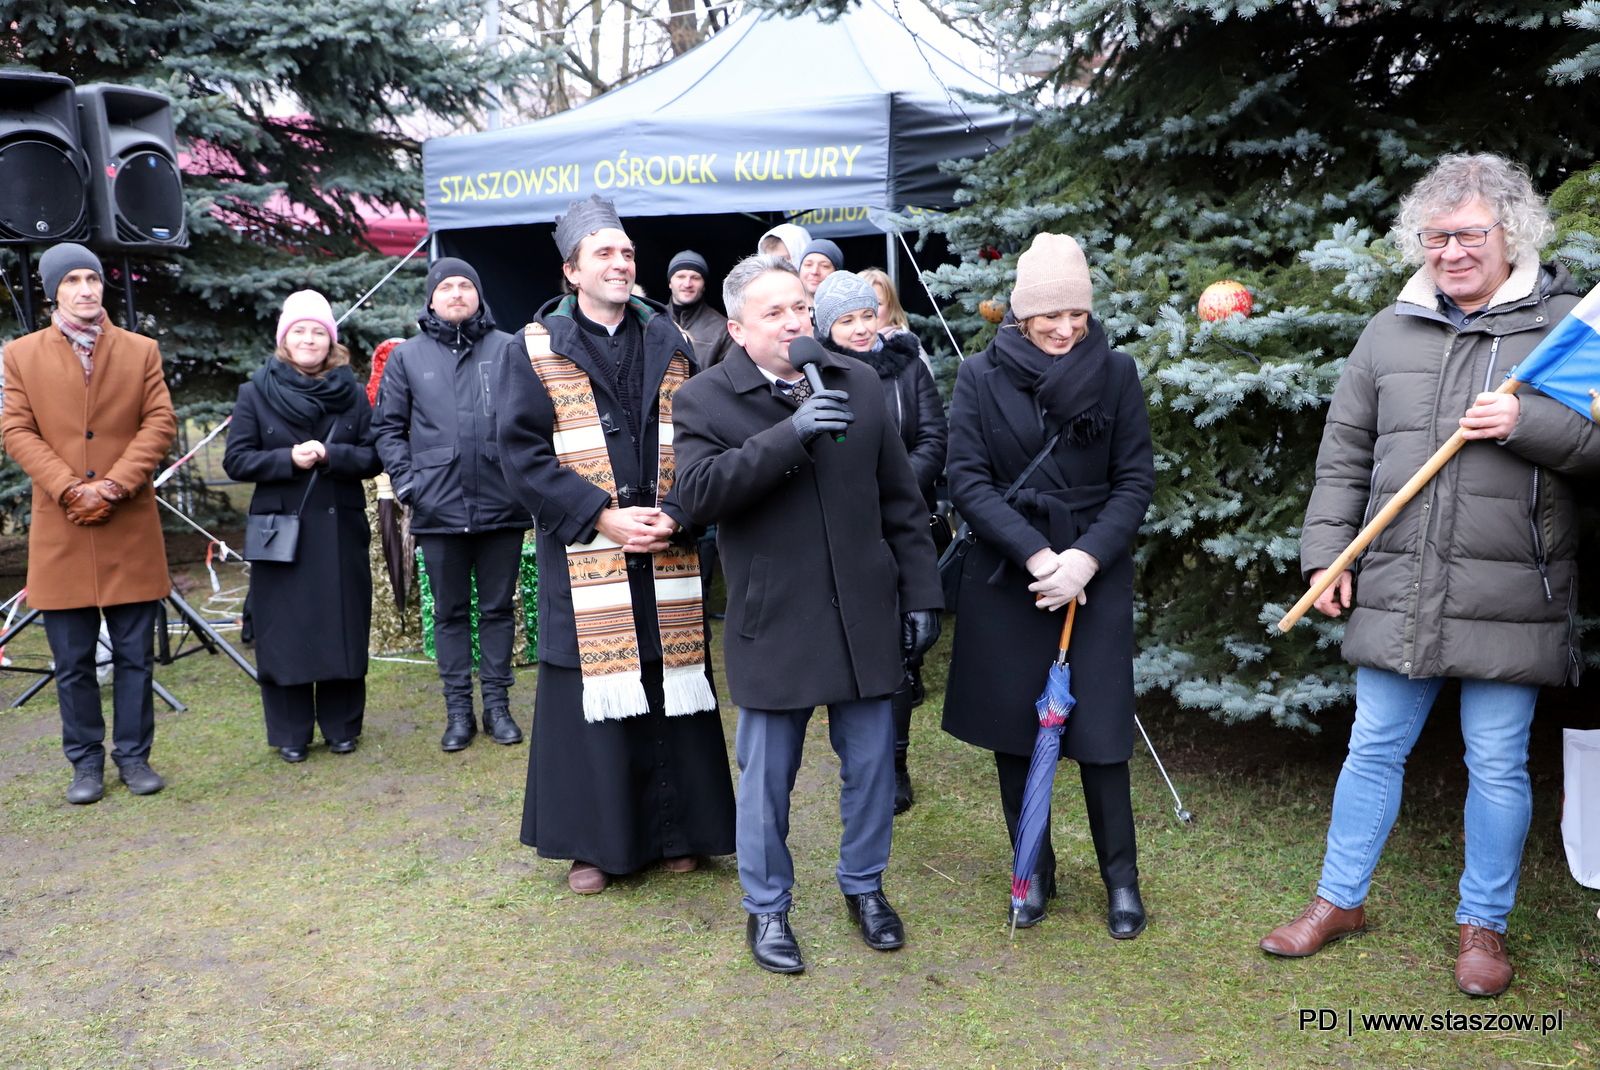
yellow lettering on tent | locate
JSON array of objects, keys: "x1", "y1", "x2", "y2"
[
  {"x1": 687, "y1": 154, "x2": 702, "y2": 183},
  {"x1": 503, "y1": 170, "x2": 523, "y2": 197},
  {"x1": 820, "y1": 147, "x2": 839, "y2": 176},
  {"x1": 799, "y1": 148, "x2": 818, "y2": 179},
  {"x1": 750, "y1": 151, "x2": 770, "y2": 181},
  {"x1": 487, "y1": 172, "x2": 503, "y2": 199},
  {"x1": 461, "y1": 176, "x2": 479, "y2": 201},
  {"x1": 668, "y1": 156, "x2": 686, "y2": 184},
  {"x1": 785, "y1": 148, "x2": 802, "y2": 179},
  {"x1": 595, "y1": 159, "x2": 616, "y2": 189},
  {"x1": 438, "y1": 177, "x2": 455, "y2": 204},
  {"x1": 565, "y1": 164, "x2": 579, "y2": 192},
  {"x1": 841, "y1": 145, "x2": 862, "y2": 176},
  {"x1": 735, "y1": 152, "x2": 751, "y2": 181},
  {"x1": 701, "y1": 154, "x2": 717, "y2": 181},
  {"x1": 629, "y1": 156, "x2": 646, "y2": 186}
]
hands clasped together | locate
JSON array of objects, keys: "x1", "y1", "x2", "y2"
[
  {"x1": 1025, "y1": 547, "x2": 1099, "y2": 611},
  {"x1": 596, "y1": 506, "x2": 679, "y2": 554},
  {"x1": 60, "y1": 479, "x2": 129, "y2": 527}
]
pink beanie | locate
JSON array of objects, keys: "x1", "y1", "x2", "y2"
[
  {"x1": 1010, "y1": 233, "x2": 1093, "y2": 320},
  {"x1": 276, "y1": 290, "x2": 338, "y2": 348}
]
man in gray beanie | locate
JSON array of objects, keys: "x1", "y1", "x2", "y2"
[
  {"x1": 2, "y1": 242, "x2": 177, "y2": 804},
  {"x1": 666, "y1": 249, "x2": 732, "y2": 369}
]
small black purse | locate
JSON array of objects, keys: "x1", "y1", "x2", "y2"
[
  {"x1": 937, "y1": 434, "x2": 1059, "y2": 613},
  {"x1": 243, "y1": 469, "x2": 319, "y2": 564}
]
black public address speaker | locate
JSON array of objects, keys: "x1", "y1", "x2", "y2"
[
  {"x1": 0, "y1": 70, "x2": 91, "y2": 244},
  {"x1": 75, "y1": 83, "x2": 187, "y2": 251}
]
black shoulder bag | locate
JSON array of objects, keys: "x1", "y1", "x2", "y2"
[
  {"x1": 243, "y1": 469, "x2": 320, "y2": 564},
  {"x1": 938, "y1": 434, "x2": 1060, "y2": 613}
]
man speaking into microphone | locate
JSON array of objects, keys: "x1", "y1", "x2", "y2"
[{"x1": 669, "y1": 254, "x2": 943, "y2": 974}]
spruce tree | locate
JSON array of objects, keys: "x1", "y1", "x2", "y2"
[
  {"x1": 0, "y1": 0, "x2": 531, "y2": 518},
  {"x1": 781, "y1": 0, "x2": 1600, "y2": 725}
]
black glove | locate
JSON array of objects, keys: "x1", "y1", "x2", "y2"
[
  {"x1": 901, "y1": 609, "x2": 941, "y2": 663},
  {"x1": 790, "y1": 389, "x2": 854, "y2": 445}
]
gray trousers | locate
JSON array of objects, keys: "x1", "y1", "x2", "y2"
[{"x1": 734, "y1": 696, "x2": 895, "y2": 914}]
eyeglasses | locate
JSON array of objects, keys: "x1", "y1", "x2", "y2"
[{"x1": 1416, "y1": 220, "x2": 1501, "y2": 249}]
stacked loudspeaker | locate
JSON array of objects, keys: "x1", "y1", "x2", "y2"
[{"x1": 0, "y1": 70, "x2": 187, "y2": 252}]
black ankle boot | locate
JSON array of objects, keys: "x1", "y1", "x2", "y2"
[
  {"x1": 440, "y1": 710, "x2": 476, "y2": 752},
  {"x1": 893, "y1": 744, "x2": 913, "y2": 815},
  {"x1": 1009, "y1": 866, "x2": 1057, "y2": 929},
  {"x1": 1106, "y1": 883, "x2": 1147, "y2": 940},
  {"x1": 482, "y1": 706, "x2": 523, "y2": 745}
]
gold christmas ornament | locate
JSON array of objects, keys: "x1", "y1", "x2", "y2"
[
  {"x1": 979, "y1": 299, "x2": 1007, "y2": 324},
  {"x1": 1197, "y1": 280, "x2": 1254, "y2": 322}
]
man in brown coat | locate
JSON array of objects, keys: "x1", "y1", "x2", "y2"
[{"x1": 1, "y1": 243, "x2": 177, "y2": 803}]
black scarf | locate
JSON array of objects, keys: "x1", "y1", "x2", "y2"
[
  {"x1": 991, "y1": 314, "x2": 1113, "y2": 445},
  {"x1": 252, "y1": 358, "x2": 360, "y2": 428},
  {"x1": 820, "y1": 330, "x2": 921, "y2": 379},
  {"x1": 572, "y1": 305, "x2": 646, "y2": 442}
]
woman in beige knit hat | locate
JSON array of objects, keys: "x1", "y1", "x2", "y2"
[{"x1": 941, "y1": 232, "x2": 1156, "y2": 938}]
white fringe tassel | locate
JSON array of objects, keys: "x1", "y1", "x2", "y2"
[
  {"x1": 662, "y1": 666, "x2": 718, "y2": 717},
  {"x1": 581, "y1": 671, "x2": 650, "y2": 723}
]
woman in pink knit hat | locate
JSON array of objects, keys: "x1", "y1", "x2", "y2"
[
  {"x1": 224, "y1": 290, "x2": 382, "y2": 763},
  {"x1": 941, "y1": 233, "x2": 1157, "y2": 938}
]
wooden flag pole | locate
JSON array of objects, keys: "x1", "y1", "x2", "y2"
[{"x1": 1277, "y1": 377, "x2": 1525, "y2": 632}]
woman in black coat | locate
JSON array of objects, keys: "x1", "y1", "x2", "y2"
[
  {"x1": 812, "y1": 269, "x2": 947, "y2": 815},
  {"x1": 223, "y1": 291, "x2": 383, "y2": 762},
  {"x1": 941, "y1": 234, "x2": 1155, "y2": 937}
]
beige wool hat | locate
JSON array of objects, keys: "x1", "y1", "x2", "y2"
[{"x1": 1010, "y1": 232, "x2": 1093, "y2": 319}]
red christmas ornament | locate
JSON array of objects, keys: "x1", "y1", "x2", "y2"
[
  {"x1": 1197, "y1": 280, "x2": 1253, "y2": 322},
  {"x1": 979, "y1": 245, "x2": 1002, "y2": 262}
]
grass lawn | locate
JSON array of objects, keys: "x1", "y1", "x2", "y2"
[{"x1": 1, "y1": 557, "x2": 1597, "y2": 1069}]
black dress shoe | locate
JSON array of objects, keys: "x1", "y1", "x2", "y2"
[
  {"x1": 844, "y1": 890, "x2": 905, "y2": 950},
  {"x1": 117, "y1": 759, "x2": 165, "y2": 795},
  {"x1": 279, "y1": 746, "x2": 309, "y2": 763},
  {"x1": 746, "y1": 911, "x2": 804, "y2": 974},
  {"x1": 440, "y1": 711, "x2": 476, "y2": 752},
  {"x1": 482, "y1": 707, "x2": 523, "y2": 745},
  {"x1": 1107, "y1": 884, "x2": 1147, "y2": 940},
  {"x1": 66, "y1": 757, "x2": 104, "y2": 804},
  {"x1": 1010, "y1": 868, "x2": 1057, "y2": 929},
  {"x1": 328, "y1": 738, "x2": 357, "y2": 755}
]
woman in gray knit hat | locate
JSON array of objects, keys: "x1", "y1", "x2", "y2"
[
  {"x1": 941, "y1": 233, "x2": 1155, "y2": 938},
  {"x1": 813, "y1": 270, "x2": 948, "y2": 814}
]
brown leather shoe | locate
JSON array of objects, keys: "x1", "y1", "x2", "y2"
[
  {"x1": 660, "y1": 855, "x2": 698, "y2": 873},
  {"x1": 1455, "y1": 924, "x2": 1512, "y2": 997},
  {"x1": 1260, "y1": 896, "x2": 1366, "y2": 957},
  {"x1": 568, "y1": 861, "x2": 609, "y2": 894}
]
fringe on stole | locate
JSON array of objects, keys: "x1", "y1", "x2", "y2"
[{"x1": 581, "y1": 670, "x2": 651, "y2": 724}]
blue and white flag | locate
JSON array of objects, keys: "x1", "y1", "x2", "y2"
[{"x1": 1508, "y1": 285, "x2": 1600, "y2": 420}]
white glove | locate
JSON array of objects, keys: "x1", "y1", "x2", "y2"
[{"x1": 1028, "y1": 548, "x2": 1099, "y2": 610}]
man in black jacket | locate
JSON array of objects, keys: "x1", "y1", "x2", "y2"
[
  {"x1": 666, "y1": 250, "x2": 733, "y2": 368},
  {"x1": 670, "y1": 254, "x2": 944, "y2": 974},
  {"x1": 373, "y1": 257, "x2": 532, "y2": 751}
]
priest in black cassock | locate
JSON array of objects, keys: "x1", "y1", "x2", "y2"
[{"x1": 496, "y1": 194, "x2": 735, "y2": 895}]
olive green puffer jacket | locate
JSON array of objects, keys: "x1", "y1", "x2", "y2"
[{"x1": 1301, "y1": 260, "x2": 1600, "y2": 687}]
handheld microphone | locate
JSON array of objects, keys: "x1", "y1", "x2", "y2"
[{"x1": 787, "y1": 336, "x2": 845, "y2": 442}]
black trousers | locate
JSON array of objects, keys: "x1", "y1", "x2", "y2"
[
  {"x1": 260, "y1": 678, "x2": 365, "y2": 748},
  {"x1": 995, "y1": 752, "x2": 1138, "y2": 889},
  {"x1": 415, "y1": 528, "x2": 523, "y2": 715},
  {"x1": 42, "y1": 600, "x2": 159, "y2": 767},
  {"x1": 891, "y1": 664, "x2": 924, "y2": 756}
]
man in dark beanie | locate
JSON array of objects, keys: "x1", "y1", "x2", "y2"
[
  {"x1": 373, "y1": 256, "x2": 531, "y2": 751},
  {"x1": 495, "y1": 194, "x2": 735, "y2": 896},
  {"x1": 2, "y1": 243, "x2": 177, "y2": 803},
  {"x1": 665, "y1": 249, "x2": 732, "y2": 369}
]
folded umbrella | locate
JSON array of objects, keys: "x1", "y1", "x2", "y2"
[{"x1": 1011, "y1": 600, "x2": 1077, "y2": 937}]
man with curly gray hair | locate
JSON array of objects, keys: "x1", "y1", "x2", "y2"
[{"x1": 1259, "y1": 153, "x2": 1600, "y2": 997}]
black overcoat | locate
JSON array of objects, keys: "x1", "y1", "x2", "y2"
[
  {"x1": 494, "y1": 295, "x2": 696, "y2": 667},
  {"x1": 222, "y1": 381, "x2": 383, "y2": 686},
  {"x1": 670, "y1": 344, "x2": 944, "y2": 711},
  {"x1": 940, "y1": 339, "x2": 1154, "y2": 762}
]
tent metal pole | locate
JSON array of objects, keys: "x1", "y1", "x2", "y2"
[
  {"x1": 896, "y1": 228, "x2": 964, "y2": 360},
  {"x1": 885, "y1": 229, "x2": 899, "y2": 289}
]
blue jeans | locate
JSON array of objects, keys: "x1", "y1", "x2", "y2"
[
  {"x1": 1317, "y1": 666, "x2": 1539, "y2": 933},
  {"x1": 734, "y1": 698, "x2": 895, "y2": 914}
]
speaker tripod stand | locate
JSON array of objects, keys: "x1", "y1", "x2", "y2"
[{"x1": 0, "y1": 591, "x2": 257, "y2": 711}]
